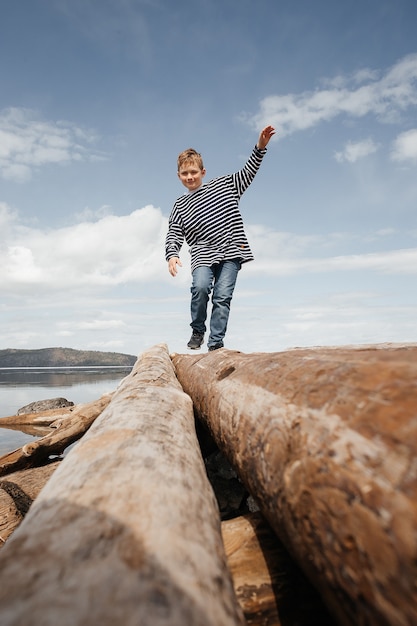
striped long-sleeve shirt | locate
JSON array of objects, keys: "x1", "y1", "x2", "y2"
[{"x1": 165, "y1": 145, "x2": 267, "y2": 273}]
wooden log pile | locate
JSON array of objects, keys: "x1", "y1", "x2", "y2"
[
  {"x1": 0, "y1": 396, "x2": 112, "y2": 477},
  {"x1": 0, "y1": 397, "x2": 114, "y2": 543},
  {"x1": 0, "y1": 342, "x2": 415, "y2": 625},
  {"x1": 172, "y1": 344, "x2": 417, "y2": 626}
]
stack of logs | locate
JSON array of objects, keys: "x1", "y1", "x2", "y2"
[{"x1": 0, "y1": 343, "x2": 416, "y2": 626}]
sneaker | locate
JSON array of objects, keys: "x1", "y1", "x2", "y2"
[
  {"x1": 208, "y1": 343, "x2": 223, "y2": 351},
  {"x1": 187, "y1": 330, "x2": 204, "y2": 350}
]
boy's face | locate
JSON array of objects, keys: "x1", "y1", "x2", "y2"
[{"x1": 178, "y1": 161, "x2": 206, "y2": 192}]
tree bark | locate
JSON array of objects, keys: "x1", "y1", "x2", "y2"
[
  {"x1": 0, "y1": 344, "x2": 244, "y2": 626},
  {"x1": 172, "y1": 344, "x2": 417, "y2": 626}
]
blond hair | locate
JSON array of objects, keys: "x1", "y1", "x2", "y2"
[{"x1": 177, "y1": 148, "x2": 204, "y2": 172}]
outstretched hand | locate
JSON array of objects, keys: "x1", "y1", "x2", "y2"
[{"x1": 257, "y1": 125, "x2": 276, "y2": 150}]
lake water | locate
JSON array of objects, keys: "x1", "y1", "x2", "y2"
[{"x1": 0, "y1": 367, "x2": 133, "y2": 456}]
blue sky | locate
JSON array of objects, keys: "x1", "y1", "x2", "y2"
[{"x1": 1, "y1": 0, "x2": 416, "y2": 356}]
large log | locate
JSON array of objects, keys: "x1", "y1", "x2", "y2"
[
  {"x1": 172, "y1": 344, "x2": 417, "y2": 626},
  {"x1": 0, "y1": 344, "x2": 244, "y2": 626}
]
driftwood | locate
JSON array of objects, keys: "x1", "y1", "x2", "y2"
[
  {"x1": 0, "y1": 344, "x2": 244, "y2": 626},
  {"x1": 0, "y1": 395, "x2": 112, "y2": 477},
  {"x1": 0, "y1": 405, "x2": 76, "y2": 426},
  {"x1": 172, "y1": 344, "x2": 417, "y2": 626},
  {"x1": 222, "y1": 511, "x2": 335, "y2": 626}
]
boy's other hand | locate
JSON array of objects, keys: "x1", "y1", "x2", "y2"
[
  {"x1": 168, "y1": 257, "x2": 182, "y2": 276},
  {"x1": 257, "y1": 125, "x2": 276, "y2": 150}
]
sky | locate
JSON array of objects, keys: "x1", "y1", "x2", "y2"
[{"x1": 1, "y1": 0, "x2": 416, "y2": 357}]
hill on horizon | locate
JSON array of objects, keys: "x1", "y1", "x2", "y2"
[{"x1": 0, "y1": 347, "x2": 137, "y2": 368}]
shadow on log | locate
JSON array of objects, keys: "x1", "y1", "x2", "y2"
[
  {"x1": 0, "y1": 344, "x2": 244, "y2": 626},
  {"x1": 172, "y1": 344, "x2": 417, "y2": 626},
  {"x1": 0, "y1": 461, "x2": 61, "y2": 544}
]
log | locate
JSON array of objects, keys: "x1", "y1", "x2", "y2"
[
  {"x1": 0, "y1": 405, "x2": 76, "y2": 426},
  {"x1": 222, "y1": 512, "x2": 335, "y2": 626},
  {"x1": 172, "y1": 344, "x2": 417, "y2": 626},
  {"x1": 0, "y1": 395, "x2": 112, "y2": 477},
  {"x1": 0, "y1": 344, "x2": 244, "y2": 626}
]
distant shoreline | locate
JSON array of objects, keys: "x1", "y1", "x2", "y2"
[
  {"x1": 0, "y1": 366, "x2": 133, "y2": 371},
  {"x1": 0, "y1": 347, "x2": 137, "y2": 368}
]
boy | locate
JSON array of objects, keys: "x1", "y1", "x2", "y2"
[{"x1": 165, "y1": 125, "x2": 275, "y2": 351}]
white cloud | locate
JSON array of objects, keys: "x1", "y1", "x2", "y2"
[
  {"x1": 5, "y1": 246, "x2": 43, "y2": 282},
  {"x1": 1, "y1": 163, "x2": 33, "y2": 182},
  {"x1": 246, "y1": 224, "x2": 321, "y2": 258},
  {"x1": 246, "y1": 224, "x2": 417, "y2": 276},
  {"x1": 2, "y1": 208, "x2": 415, "y2": 303},
  {"x1": 334, "y1": 138, "x2": 379, "y2": 163},
  {"x1": 249, "y1": 247, "x2": 417, "y2": 276},
  {"x1": 0, "y1": 205, "x2": 175, "y2": 293},
  {"x1": 391, "y1": 128, "x2": 417, "y2": 162},
  {"x1": 76, "y1": 319, "x2": 126, "y2": 330},
  {"x1": 74, "y1": 205, "x2": 114, "y2": 222},
  {"x1": 0, "y1": 107, "x2": 106, "y2": 182},
  {"x1": 1, "y1": 205, "x2": 416, "y2": 352},
  {"x1": 245, "y1": 54, "x2": 417, "y2": 136}
]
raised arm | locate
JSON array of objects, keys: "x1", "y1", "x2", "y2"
[{"x1": 232, "y1": 125, "x2": 276, "y2": 197}]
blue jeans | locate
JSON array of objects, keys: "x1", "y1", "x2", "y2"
[{"x1": 190, "y1": 260, "x2": 241, "y2": 348}]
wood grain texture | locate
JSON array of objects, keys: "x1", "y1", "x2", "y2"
[
  {"x1": 172, "y1": 344, "x2": 417, "y2": 626},
  {"x1": 0, "y1": 344, "x2": 244, "y2": 626}
]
